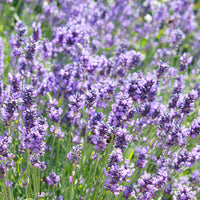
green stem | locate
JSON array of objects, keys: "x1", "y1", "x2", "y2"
[
  {"x1": 38, "y1": 168, "x2": 40, "y2": 195},
  {"x1": 33, "y1": 166, "x2": 38, "y2": 199},
  {"x1": 25, "y1": 187, "x2": 28, "y2": 199},
  {"x1": 53, "y1": 187, "x2": 56, "y2": 199},
  {"x1": 93, "y1": 137, "x2": 114, "y2": 199},
  {"x1": 3, "y1": 177, "x2": 8, "y2": 200},
  {"x1": 61, "y1": 132, "x2": 72, "y2": 193},
  {"x1": 5, "y1": 171, "x2": 12, "y2": 200},
  {"x1": 107, "y1": 191, "x2": 111, "y2": 200},
  {"x1": 87, "y1": 154, "x2": 99, "y2": 199},
  {"x1": 69, "y1": 172, "x2": 74, "y2": 200},
  {"x1": 56, "y1": 140, "x2": 61, "y2": 173},
  {"x1": 48, "y1": 136, "x2": 56, "y2": 172},
  {"x1": 26, "y1": 149, "x2": 32, "y2": 198},
  {"x1": 65, "y1": 166, "x2": 76, "y2": 200}
]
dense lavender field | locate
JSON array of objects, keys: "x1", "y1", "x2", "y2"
[{"x1": 1, "y1": 0, "x2": 200, "y2": 199}]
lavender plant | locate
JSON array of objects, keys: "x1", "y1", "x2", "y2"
[{"x1": 0, "y1": 0, "x2": 200, "y2": 200}]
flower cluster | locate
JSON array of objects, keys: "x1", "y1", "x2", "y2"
[{"x1": 0, "y1": 0, "x2": 200, "y2": 199}]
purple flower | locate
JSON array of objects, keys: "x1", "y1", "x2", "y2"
[
  {"x1": 104, "y1": 160, "x2": 135, "y2": 196},
  {"x1": 42, "y1": 39, "x2": 53, "y2": 59},
  {"x1": 172, "y1": 77, "x2": 185, "y2": 99},
  {"x1": 25, "y1": 41, "x2": 36, "y2": 61},
  {"x1": 8, "y1": 73, "x2": 21, "y2": 96},
  {"x1": 177, "y1": 90, "x2": 198, "y2": 115},
  {"x1": 173, "y1": 146, "x2": 200, "y2": 171},
  {"x1": 170, "y1": 29, "x2": 185, "y2": 49},
  {"x1": 188, "y1": 118, "x2": 200, "y2": 138},
  {"x1": 191, "y1": 170, "x2": 200, "y2": 185},
  {"x1": 115, "y1": 128, "x2": 132, "y2": 152},
  {"x1": 85, "y1": 89, "x2": 98, "y2": 108},
  {"x1": 67, "y1": 145, "x2": 82, "y2": 165},
  {"x1": 173, "y1": 184, "x2": 196, "y2": 200},
  {"x1": 46, "y1": 172, "x2": 60, "y2": 187},
  {"x1": 165, "y1": 125, "x2": 187, "y2": 147},
  {"x1": 22, "y1": 86, "x2": 35, "y2": 109},
  {"x1": 22, "y1": 105, "x2": 37, "y2": 129},
  {"x1": 69, "y1": 93, "x2": 85, "y2": 118},
  {"x1": 39, "y1": 192, "x2": 45, "y2": 199},
  {"x1": 55, "y1": 195, "x2": 63, "y2": 200},
  {"x1": 179, "y1": 53, "x2": 193, "y2": 72},
  {"x1": 137, "y1": 172, "x2": 157, "y2": 199},
  {"x1": 118, "y1": 50, "x2": 144, "y2": 70},
  {"x1": 54, "y1": 127, "x2": 65, "y2": 139},
  {"x1": 32, "y1": 21, "x2": 42, "y2": 42},
  {"x1": 135, "y1": 147, "x2": 148, "y2": 169},
  {"x1": 69, "y1": 176, "x2": 73, "y2": 183},
  {"x1": 6, "y1": 181, "x2": 13, "y2": 188},
  {"x1": 169, "y1": 93, "x2": 180, "y2": 109},
  {"x1": 138, "y1": 73, "x2": 158, "y2": 102},
  {"x1": 47, "y1": 99, "x2": 63, "y2": 123},
  {"x1": 0, "y1": 135, "x2": 12, "y2": 158},
  {"x1": 123, "y1": 185, "x2": 135, "y2": 199},
  {"x1": 108, "y1": 148, "x2": 123, "y2": 167},
  {"x1": 1, "y1": 96, "x2": 19, "y2": 125},
  {"x1": 108, "y1": 92, "x2": 135, "y2": 127},
  {"x1": 0, "y1": 164, "x2": 6, "y2": 179},
  {"x1": 156, "y1": 60, "x2": 169, "y2": 80},
  {"x1": 11, "y1": 22, "x2": 26, "y2": 57},
  {"x1": 104, "y1": 144, "x2": 135, "y2": 196}
]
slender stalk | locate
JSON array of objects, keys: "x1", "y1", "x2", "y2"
[
  {"x1": 7, "y1": 127, "x2": 13, "y2": 200},
  {"x1": 69, "y1": 169, "x2": 75, "y2": 200},
  {"x1": 107, "y1": 191, "x2": 111, "y2": 200},
  {"x1": 26, "y1": 149, "x2": 32, "y2": 198},
  {"x1": 61, "y1": 131, "x2": 72, "y2": 194},
  {"x1": 3, "y1": 177, "x2": 8, "y2": 200},
  {"x1": 53, "y1": 187, "x2": 56, "y2": 199},
  {"x1": 25, "y1": 186, "x2": 28, "y2": 199},
  {"x1": 61, "y1": 158, "x2": 68, "y2": 189},
  {"x1": 69, "y1": 179, "x2": 73, "y2": 200},
  {"x1": 33, "y1": 166, "x2": 38, "y2": 199},
  {"x1": 5, "y1": 170, "x2": 12, "y2": 200},
  {"x1": 38, "y1": 168, "x2": 40, "y2": 195},
  {"x1": 48, "y1": 136, "x2": 56, "y2": 172},
  {"x1": 64, "y1": 165, "x2": 76, "y2": 200},
  {"x1": 92, "y1": 135, "x2": 115, "y2": 199},
  {"x1": 56, "y1": 139, "x2": 61, "y2": 173},
  {"x1": 87, "y1": 154, "x2": 99, "y2": 199}
]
